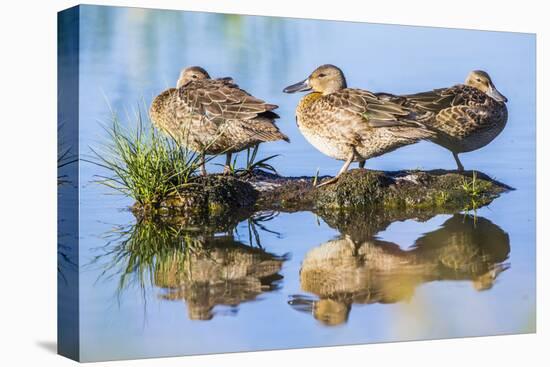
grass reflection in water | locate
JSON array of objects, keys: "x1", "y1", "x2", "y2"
[{"x1": 93, "y1": 213, "x2": 288, "y2": 320}]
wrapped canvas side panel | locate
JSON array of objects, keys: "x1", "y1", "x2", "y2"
[{"x1": 57, "y1": 5, "x2": 80, "y2": 362}]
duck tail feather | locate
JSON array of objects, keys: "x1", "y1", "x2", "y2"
[
  {"x1": 264, "y1": 103, "x2": 279, "y2": 111},
  {"x1": 260, "y1": 130, "x2": 290, "y2": 143}
]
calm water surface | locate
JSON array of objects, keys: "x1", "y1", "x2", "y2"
[{"x1": 62, "y1": 6, "x2": 535, "y2": 361}]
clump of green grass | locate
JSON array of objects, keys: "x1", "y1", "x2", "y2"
[
  {"x1": 243, "y1": 144, "x2": 280, "y2": 175},
  {"x1": 57, "y1": 123, "x2": 78, "y2": 185},
  {"x1": 90, "y1": 110, "x2": 203, "y2": 206},
  {"x1": 220, "y1": 144, "x2": 280, "y2": 177},
  {"x1": 435, "y1": 191, "x2": 450, "y2": 206},
  {"x1": 312, "y1": 168, "x2": 320, "y2": 186},
  {"x1": 58, "y1": 145, "x2": 77, "y2": 170},
  {"x1": 57, "y1": 146, "x2": 77, "y2": 186},
  {"x1": 461, "y1": 171, "x2": 481, "y2": 211}
]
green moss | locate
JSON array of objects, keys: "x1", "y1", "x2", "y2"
[
  {"x1": 435, "y1": 191, "x2": 451, "y2": 206},
  {"x1": 313, "y1": 169, "x2": 508, "y2": 212},
  {"x1": 315, "y1": 170, "x2": 391, "y2": 209},
  {"x1": 133, "y1": 175, "x2": 257, "y2": 227}
]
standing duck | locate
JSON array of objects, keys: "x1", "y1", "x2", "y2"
[
  {"x1": 283, "y1": 64, "x2": 434, "y2": 186},
  {"x1": 150, "y1": 66, "x2": 289, "y2": 175},
  {"x1": 379, "y1": 70, "x2": 508, "y2": 171}
]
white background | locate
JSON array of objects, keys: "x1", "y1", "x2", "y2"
[{"x1": 0, "y1": 0, "x2": 547, "y2": 365}]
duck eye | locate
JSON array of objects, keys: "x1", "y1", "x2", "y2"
[
  {"x1": 318, "y1": 73, "x2": 326, "y2": 78},
  {"x1": 476, "y1": 78, "x2": 481, "y2": 82},
  {"x1": 192, "y1": 75, "x2": 197, "y2": 78}
]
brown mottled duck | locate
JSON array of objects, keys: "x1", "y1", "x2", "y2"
[
  {"x1": 379, "y1": 70, "x2": 508, "y2": 171},
  {"x1": 283, "y1": 64, "x2": 434, "y2": 186},
  {"x1": 150, "y1": 66, "x2": 289, "y2": 175}
]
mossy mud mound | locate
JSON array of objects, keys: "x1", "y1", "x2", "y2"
[
  {"x1": 250, "y1": 169, "x2": 512, "y2": 211},
  {"x1": 132, "y1": 169, "x2": 512, "y2": 225},
  {"x1": 132, "y1": 175, "x2": 256, "y2": 229}
]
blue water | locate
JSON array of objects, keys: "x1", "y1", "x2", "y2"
[{"x1": 65, "y1": 5, "x2": 535, "y2": 361}]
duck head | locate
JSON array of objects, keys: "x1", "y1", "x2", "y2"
[
  {"x1": 177, "y1": 66, "x2": 211, "y2": 88},
  {"x1": 313, "y1": 298, "x2": 351, "y2": 326},
  {"x1": 283, "y1": 64, "x2": 347, "y2": 95},
  {"x1": 465, "y1": 70, "x2": 507, "y2": 103}
]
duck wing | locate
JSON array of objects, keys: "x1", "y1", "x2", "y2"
[
  {"x1": 178, "y1": 79, "x2": 278, "y2": 124},
  {"x1": 311, "y1": 89, "x2": 434, "y2": 144},
  {"x1": 400, "y1": 85, "x2": 497, "y2": 133},
  {"x1": 400, "y1": 85, "x2": 493, "y2": 112},
  {"x1": 325, "y1": 88, "x2": 416, "y2": 128},
  {"x1": 397, "y1": 87, "x2": 456, "y2": 112}
]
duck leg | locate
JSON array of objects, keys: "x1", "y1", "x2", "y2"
[
  {"x1": 317, "y1": 149, "x2": 355, "y2": 188},
  {"x1": 358, "y1": 160, "x2": 366, "y2": 169},
  {"x1": 452, "y1": 152, "x2": 464, "y2": 172},
  {"x1": 199, "y1": 154, "x2": 207, "y2": 176},
  {"x1": 223, "y1": 153, "x2": 233, "y2": 175}
]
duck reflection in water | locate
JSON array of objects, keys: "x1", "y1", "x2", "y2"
[
  {"x1": 289, "y1": 214, "x2": 510, "y2": 326},
  {"x1": 155, "y1": 234, "x2": 287, "y2": 320},
  {"x1": 97, "y1": 214, "x2": 288, "y2": 321}
]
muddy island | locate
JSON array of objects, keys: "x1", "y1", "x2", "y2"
[{"x1": 132, "y1": 169, "x2": 512, "y2": 225}]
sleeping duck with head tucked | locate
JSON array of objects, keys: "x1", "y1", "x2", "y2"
[
  {"x1": 283, "y1": 64, "x2": 434, "y2": 186},
  {"x1": 379, "y1": 70, "x2": 508, "y2": 171},
  {"x1": 150, "y1": 66, "x2": 289, "y2": 175}
]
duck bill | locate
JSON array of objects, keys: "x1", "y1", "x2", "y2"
[
  {"x1": 487, "y1": 84, "x2": 508, "y2": 103},
  {"x1": 283, "y1": 79, "x2": 311, "y2": 93}
]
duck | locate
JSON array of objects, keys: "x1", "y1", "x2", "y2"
[
  {"x1": 378, "y1": 70, "x2": 508, "y2": 171},
  {"x1": 283, "y1": 64, "x2": 434, "y2": 186},
  {"x1": 150, "y1": 66, "x2": 289, "y2": 175}
]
